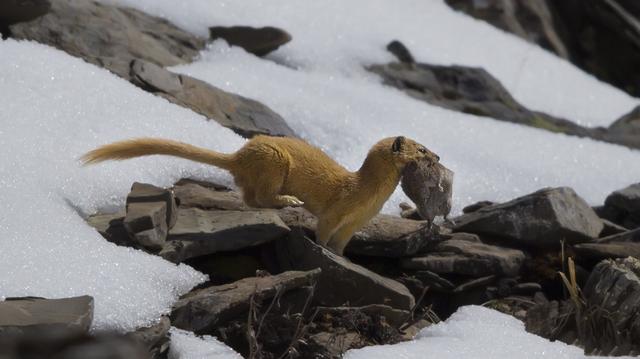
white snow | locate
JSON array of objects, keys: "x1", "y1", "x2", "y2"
[
  {"x1": 101, "y1": 0, "x2": 638, "y2": 127},
  {"x1": 168, "y1": 328, "x2": 243, "y2": 359},
  {"x1": 345, "y1": 306, "x2": 632, "y2": 359},
  {"x1": 0, "y1": 39, "x2": 246, "y2": 332}
]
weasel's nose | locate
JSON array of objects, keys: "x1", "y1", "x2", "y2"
[{"x1": 435, "y1": 154, "x2": 440, "y2": 162}]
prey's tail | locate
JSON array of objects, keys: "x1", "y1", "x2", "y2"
[{"x1": 81, "y1": 138, "x2": 235, "y2": 170}]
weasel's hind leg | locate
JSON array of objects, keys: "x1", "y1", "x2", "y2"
[{"x1": 236, "y1": 146, "x2": 303, "y2": 209}]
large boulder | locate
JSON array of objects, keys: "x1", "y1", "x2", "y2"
[
  {"x1": 0, "y1": 296, "x2": 93, "y2": 335},
  {"x1": 9, "y1": 0, "x2": 204, "y2": 79},
  {"x1": 171, "y1": 269, "x2": 320, "y2": 334},
  {"x1": 276, "y1": 231, "x2": 415, "y2": 310},
  {"x1": 209, "y1": 26, "x2": 291, "y2": 56},
  {"x1": 602, "y1": 182, "x2": 640, "y2": 229},
  {"x1": 160, "y1": 208, "x2": 290, "y2": 263},
  {"x1": 452, "y1": 187, "x2": 603, "y2": 248},
  {"x1": 130, "y1": 59, "x2": 297, "y2": 138},
  {"x1": 401, "y1": 239, "x2": 525, "y2": 277}
]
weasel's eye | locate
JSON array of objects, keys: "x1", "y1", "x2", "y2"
[{"x1": 418, "y1": 148, "x2": 427, "y2": 154}]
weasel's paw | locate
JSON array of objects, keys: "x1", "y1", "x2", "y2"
[{"x1": 281, "y1": 195, "x2": 305, "y2": 207}]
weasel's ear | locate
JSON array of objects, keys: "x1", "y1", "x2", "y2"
[{"x1": 392, "y1": 136, "x2": 405, "y2": 152}]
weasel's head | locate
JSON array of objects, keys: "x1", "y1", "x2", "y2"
[{"x1": 388, "y1": 136, "x2": 440, "y2": 170}]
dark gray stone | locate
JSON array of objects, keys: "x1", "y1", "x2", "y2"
[
  {"x1": 160, "y1": 208, "x2": 290, "y2": 262},
  {"x1": 130, "y1": 59, "x2": 297, "y2": 138},
  {"x1": 386, "y1": 40, "x2": 415, "y2": 64},
  {"x1": 581, "y1": 257, "x2": 640, "y2": 355},
  {"x1": 452, "y1": 187, "x2": 603, "y2": 248},
  {"x1": 10, "y1": 0, "x2": 205, "y2": 79},
  {"x1": 127, "y1": 182, "x2": 177, "y2": 228},
  {"x1": 171, "y1": 269, "x2": 320, "y2": 333},
  {"x1": 86, "y1": 211, "x2": 137, "y2": 248},
  {"x1": 0, "y1": 296, "x2": 93, "y2": 335},
  {"x1": 126, "y1": 317, "x2": 170, "y2": 359},
  {"x1": 604, "y1": 182, "x2": 640, "y2": 229},
  {"x1": 276, "y1": 231, "x2": 415, "y2": 310},
  {"x1": 401, "y1": 239, "x2": 524, "y2": 277},
  {"x1": 209, "y1": 26, "x2": 291, "y2": 56},
  {"x1": 512, "y1": 282, "x2": 542, "y2": 295},
  {"x1": 345, "y1": 214, "x2": 432, "y2": 257},
  {"x1": 124, "y1": 202, "x2": 168, "y2": 250},
  {"x1": 604, "y1": 107, "x2": 640, "y2": 151},
  {"x1": 0, "y1": 0, "x2": 50, "y2": 26},
  {"x1": 462, "y1": 201, "x2": 496, "y2": 214},
  {"x1": 600, "y1": 218, "x2": 630, "y2": 237},
  {"x1": 401, "y1": 162, "x2": 453, "y2": 226},
  {"x1": 0, "y1": 330, "x2": 150, "y2": 359},
  {"x1": 574, "y1": 242, "x2": 640, "y2": 261}
]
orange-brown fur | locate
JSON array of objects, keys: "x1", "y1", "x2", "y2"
[{"x1": 82, "y1": 135, "x2": 439, "y2": 255}]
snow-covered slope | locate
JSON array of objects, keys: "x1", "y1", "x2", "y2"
[
  {"x1": 346, "y1": 306, "x2": 632, "y2": 359},
  {"x1": 0, "y1": 39, "x2": 245, "y2": 331},
  {"x1": 101, "y1": 0, "x2": 638, "y2": 127}
]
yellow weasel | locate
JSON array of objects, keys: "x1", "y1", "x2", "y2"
[{"x1": 82, "y1": 135, "x2": 439, "y2": 255}]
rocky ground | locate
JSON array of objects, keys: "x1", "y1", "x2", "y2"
[{"x1": 1, "y1": 0, "x2": 640, "y2": 358}]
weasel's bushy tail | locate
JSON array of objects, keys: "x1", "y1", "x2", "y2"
[{"x1": 81, "y1": 138, "x2": 235, "y2": 170}]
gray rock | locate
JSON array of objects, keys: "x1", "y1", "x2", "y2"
[
  {"x1": 160, "y1": 208, "x2": 290, "y2": 263},
  {"x1": 0, "y1": 0, "x2": 50, "y2": 27},
  {"x1": 574, "y1": 242, "x2": 640, "y2": 261},
  {"x1": 345, "y1": 214, "x2": 432, "y2": 257},
  {"x1": 401, "y1": 161, "x2": 453, "y2": 225},
  {"x1": 595, "y1": 227, "x2": 640, "y2": 243},
  {"x1": 401, "y1": 239, "x2": 524, "y2": 277},
  {"x1": 386, "y1": 40, "x2": 415, "y2": 64},
  {"x1": 414, "y1": 270, "x2": 455, "y2": 291},
  {"x1": 173, "y1": 182, "x2": 248, "y2": 211},
  {"x1": 582, "y1": 257, "x2": 640, "y2": 355},
  {"x1": 600, "y1": 218, "x2": 630, "y2": 237},
  {"x1": 462, "y1": 201, "x2": 496, "y2": 214},
  {"x1": 603, "y1": 182, "x2": 640, "y2": 229},
  {"x1": 602, "y1": 106, "x2": 640, "y2": 151},
  {"x1": 0, "y1": 330, "x2": 150, "y2": 359},
  {"x1": 276, "y1": 231, "x2": 415, "y2": 310},
  {"x1": 130, "y1": 59, "x2": 297, "y2": 138},
  {"x1": 209, "y1": 26, "x2": 291, "y2": 56},
  {"x1": 126, "y1": 317, "x2": 170, "y2": 359},
  {"x1": 124, "y1": 202, "x2": 168, "y2": 250},
  {"x1": 452, "y1": 187, "x2": 603, "y2": 248},
  {"x1": 171, "y1": 269, "x2": 320, "y2": 333},
  {"x1": 10, "y1": 0, "x2": 205, "y2": 79},
  {"x1": 0, "y1": 296, "x2": 93, "y2": 335},
  {"x1": 127, "y1": 182, "x2": 178, "y2": 228},
  {"x1": 86, "y1": 211, "x2": 136, "y2": 248}
]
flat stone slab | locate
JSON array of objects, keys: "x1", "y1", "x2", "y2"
[
  {"x1": 276, "y1": 231, "x2": 415, "y2": 310},
  {"x1": 452, "y1": 187, "x2": 603, "y2": 248},
  {"x1": 160, "y1": 208, "x2": 290, "y2": 262},
  {"x1": 173, "y1": 182, "x2": 248, "y2": 211},
  {"x1": 171, "y1": 269, "x2": 320, "y2": 334},
  {"x1": 130, "y1": 59, "x2": 297, "y2": 138},
  {"x1": 401, "y1": 239, "x2": 524, "y2": 277},
  {"x1": 574, "y1": 242, "x2": 640, "y2": 261},
  {"x1": 345, "y1": 214, "x2": 432, "y2": 257},
  {"x1": 0, "y1": 296, "x2": 93, "y2": 334}
]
